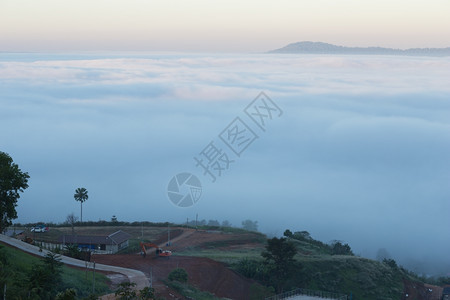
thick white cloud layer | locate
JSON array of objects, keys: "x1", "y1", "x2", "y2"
[{"x1": 1, "y1": 53, "x2": 449, "y2": 274}]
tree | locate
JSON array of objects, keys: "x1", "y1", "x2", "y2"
[
  {"x1": 376, "y1": 248, "x2": 391, "y2": 261},
  {"x1": 28, "y1": 252, "x2": 63, "y2": 299},
  {"x1": 0, "y1": 152, "x2": 29, "y2": 233},
  {"x1": 330, "y1": 240, "x2": 354, "y2": 256},
  {"x1": 283, "y1": 229, "x2": 293, "y2": 238},
  {"x1": 74, "y1": 187, "x2": 88, "y2": 222},
  {"x1": 242, "y1": 219, "x2": 258, "y2": 231},
  {"x1": 65, "y1": 213, "x2": 78, "y2": 236},
  {"x1": 382, "y1": 258, "x2": 398, "y2": 270},
  {"x1": 138, "y1": 287, "x2": 155, "y2": 300},
  {"x1": 291, "y1": 231, "x2": 311, "y2": 241},
  {"x1": 221, "y1": 220, "x2": 232, "y2": 227},
  {"x1": 207, "y1": 219, "x2": 220, "y2": 226},
  {"x1": 261, "y1": 237, "x2": 297, "y2": 292}
]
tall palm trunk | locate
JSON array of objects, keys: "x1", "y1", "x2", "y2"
[{"x1": 80, "y1": 202, "x2": 83, "y2": 223}]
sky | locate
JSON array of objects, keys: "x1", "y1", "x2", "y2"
[
  {"x1": 1, "y1": 0, "x2": 450, "y2": 52},
  {"x1": 1, "y1": 1, "x2": 450, "y2": 276}
]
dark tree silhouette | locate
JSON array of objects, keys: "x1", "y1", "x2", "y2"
[
  {"x1": 0, "y1": 152, "x2": 29, "y2": 232},
  {"x1": 261, "y1": 237, "x2": 297, "y2": 292},
  {"x1": 74, "y1": 187, "x2": 88, "y2": 222}
]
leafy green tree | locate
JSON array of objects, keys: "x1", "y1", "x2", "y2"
[
  {"x1": 28, "y1": 252, "x2": 63, "y2": 299},
  {"x1": 261, "y1": 237, "x2": 297, "y2": 292},
  {"x1": 383, "y1": 258, "x2": 398, "y2": 270},
  {"x1": 242, "y1": 219, "x2": 258, "y2": 231},
  {"x1": 74, "y1": 187, "x2": 88, "y2": 222},
  {"x1": 330, "y1": 240, "x2": 354, "y2": 255},
  {"x1": 168, "y1": 268, "x2": 188, "y2": 283},
  {"x1": 293, "y1": 231, "x2": 311, "y2": 240},
  {"x1": 283, "y1": 229, "x2": 293, "y2": 238},
  {"x1": 138, "y1": 286, "x2": 155, "y2": 299},
  {"x1": 0, "y1": 151, "x2": 30, "y2": 232}
]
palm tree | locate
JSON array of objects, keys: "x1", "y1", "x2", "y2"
[{"x1": 74, "y1": 187, "x2": 88, "y2": 222}]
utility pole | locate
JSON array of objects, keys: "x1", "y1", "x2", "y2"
[
  {"x1": 149, "y1": 267, "x2": 153, "y2": 288},
  {"x1": 196, "y1": 213, "x2": 198, "y2": 230},
  {"x1": 92, "y1": 261, "x2": 96, "y2": 294},
  {"x1": 141, "y1": 222, "x2": 143, "y2": 239},
  {"x1": 167, "y1": 224, "x2": 170, "y2": 246}
]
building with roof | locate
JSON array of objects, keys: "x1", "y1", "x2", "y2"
[
  {"x1": 3, "y1": 228, "x2": 24, "y2": 237},
  {"x1": 443, "y1": 286, "x2": 450, "y2": 300},
  {"x1": 57, "y1": 230, "x2": 131, "y2": 254}
]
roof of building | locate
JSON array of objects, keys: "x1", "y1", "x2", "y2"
[
  {"x1": 3, "y1": 229, "x2": 24, "y2": 237},
  {"x1": 58, "y1": 230, "x2": 131, "y2": 245}
]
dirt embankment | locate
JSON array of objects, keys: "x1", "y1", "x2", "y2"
[
  {"x1": 92, "y1": 228, "x2": 263, "y2": 299},
  {"x1": 402, "y1": 279, "x2": 443, "y2": 300},
  {"x1": 92, "y1": 254, "x2": 255, "y2": 300}
]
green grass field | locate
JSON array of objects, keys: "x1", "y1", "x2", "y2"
[
  {"x1": 174, "y1": 247, "x2": 263, "y2": 264},
  {"x1": 16, "y1": 225, "x2": 168, "y2": 244}
]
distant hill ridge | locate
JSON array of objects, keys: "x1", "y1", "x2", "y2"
[{"x1": 269, "y1": 41, "x2": 450, "y2": 56}]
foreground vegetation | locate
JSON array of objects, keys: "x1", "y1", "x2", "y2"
[{"x1": 0, "y1": 243, "x2": 111, "y2": 299}]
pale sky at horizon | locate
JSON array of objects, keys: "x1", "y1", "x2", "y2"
[{"x1": 1, "y1": 0, "x2": 450, "y2": 52}]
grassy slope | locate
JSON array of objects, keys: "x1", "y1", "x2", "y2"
[
  {"x1": 0, "y1": 243, "x2": 111, "y2": 298},
  {"x1": 173, "y1": 229, "x2": 266, "y2": 264},
  {"x1": 180, "y1": 228, "x2": 413, "y2": 300},
  {"x1": 296, "y1": 255, "x2": 405, "y2": 299},
  {"x1": 287, "y1": 237, "x2": 416, "y2": 300}
]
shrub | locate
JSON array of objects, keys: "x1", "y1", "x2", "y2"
[{"x1": 168, "y1": 268, "x2": 188, "y2": 283}]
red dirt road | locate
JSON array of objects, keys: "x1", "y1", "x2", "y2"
[{"x1": 92, "y1": 254, "x2": 256, "y2": 300}]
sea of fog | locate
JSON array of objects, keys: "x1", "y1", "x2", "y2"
[{"x1": 1, "y1": 52, "x2": 449, "y2": 275}]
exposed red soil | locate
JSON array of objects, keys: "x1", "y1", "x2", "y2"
[
  {"x1": 402, "y1": 279, "x2": 443, "y2": 300},
  {"x1": 92, "y1": 254, "x2": 256, "y2": 300},
  {"x1": 92, "y1": 228, "x2": 265, "y2": 299}
]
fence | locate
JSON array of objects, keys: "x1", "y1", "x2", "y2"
[{"x1": 265, "y1": 288, "x2": 348, "y2": 300}]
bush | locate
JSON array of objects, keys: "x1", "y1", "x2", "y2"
[
  {"x1": 115, "y1": 282, "x2": 137, "y2": 299},
  {"x1": 55, "y1": 288, "x2": 77, "y2": 300},
  {"x1": 168, "y1": 268, "x2": 188, "y2": 283}
]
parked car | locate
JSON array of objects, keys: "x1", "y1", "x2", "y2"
[{"x1": 31, "y1": 225, "x2": 49, "y2": 233}]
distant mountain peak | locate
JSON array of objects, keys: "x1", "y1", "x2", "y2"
[{"x1": 268, "y1": 41, "x2": 450, "y2": 56}]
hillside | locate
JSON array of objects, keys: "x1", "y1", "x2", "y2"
[
  {"x1": 12, "y1": 223, "x2": 447, "y2": 299},
  {"x1": 269, "y1": 41, "x2": 450, "y2": 56}
]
